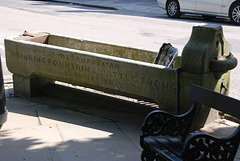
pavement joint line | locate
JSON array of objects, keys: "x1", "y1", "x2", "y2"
[
  {"x1": 56, "y1": 124, "x2": 65, "y2": 143},
  {"x1": 113, "y1": 121, "x2": 142, "y2": 152},
  {"x1": 35, "y1": 110, "x2": 42, "y2": 126},
  {"x1": 46, "y1": 146, "x2": 55, "y2": 161}
]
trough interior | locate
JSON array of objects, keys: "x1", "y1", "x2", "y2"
[{"x1": 14, "y1": 32, "x2": 181, "y2": 66}]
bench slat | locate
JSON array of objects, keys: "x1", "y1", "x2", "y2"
[
  {"x1": 155, "y1": 138, "x2": 183, "y2": 157},
  {"x1": 189, "y1": 84, "x2": 240, "y2": 119},
  {"x1": 144, "y1": 137, "x2": 183, "y2": 160}
]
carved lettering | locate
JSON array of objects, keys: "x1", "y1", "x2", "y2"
[
  {"x1": 11, "y1": 52, "x2": 46, "y2": 63},
  {"x1": 10, "y1": 51, "x2": 176, "y2": 91}
]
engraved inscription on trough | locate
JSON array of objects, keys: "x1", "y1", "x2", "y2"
[
  {"x1": 5, "y1": 36, "x2": 179, "y2": 113},
  {"x1": 8, "y1": 43, "x2": 177, "y2": 107},
  {"x1": 10, "y1": 50, "x2": 176, "y2": 90}
]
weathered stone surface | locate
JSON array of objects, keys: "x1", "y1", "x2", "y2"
[
  {"x1": 181, "y1": 25, "x2": 236, "y2": 75},
  {"x1": 4, "y1": 25, "x2": 237, "y2": 129},
  {"x1": 179, "y1": 25, "x2": 237, "y2": 129},
  {"x1": 5, "y1": 33, "x2": 178, "y2": 113}
]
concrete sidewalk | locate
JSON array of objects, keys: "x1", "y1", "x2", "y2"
[
  {"x1": 1, "y1": 85, "x2": 144, "y2": 161},
  {"x1": 0, "y1": 1, "x2": 239, "y2": 160},
  {"x1": 1, "y1": 84, "x2": 240, "y2": 161}
]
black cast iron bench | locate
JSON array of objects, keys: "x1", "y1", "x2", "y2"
[{"x1": 140, "y1": 84, "x2": 240, "y2": 161}]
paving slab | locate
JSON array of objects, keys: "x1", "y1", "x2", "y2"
[
  {"x1": 1, "y1": 85, "x2": 240, "y2": 161},
  {"x1": 1, "y1": 86, "x2": 144, "y2": 161}
]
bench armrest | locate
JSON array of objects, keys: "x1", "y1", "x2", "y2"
[
  {"x1": 183, "y1": 127, "x2": 240, "y2": 161},
  {"x1": 141, "y1": 103, "x2": 197, "y2": 141}
]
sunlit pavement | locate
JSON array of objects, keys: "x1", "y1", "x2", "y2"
[{"x1": 1, "y1": 84, "x2": 240, "y2": 161}]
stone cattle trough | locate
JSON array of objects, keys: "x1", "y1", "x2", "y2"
[{"x1": 5, "y1": 25, "x2": 237, "y2": 129}]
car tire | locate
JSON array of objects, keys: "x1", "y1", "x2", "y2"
[
  {"x1": 230, "y1": 3, "x2": 240, "y2": 25},
  {"x1": 166, "y1": 0, "x2": 181, "y2": 18}
]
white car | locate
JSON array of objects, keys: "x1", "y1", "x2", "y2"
[{"x1": 157, "y1": 0, "x2": 240, "y2": 25}]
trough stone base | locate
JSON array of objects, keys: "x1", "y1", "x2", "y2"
[{"x1": 13, "y1": 75, "x2": 53, "y2": 97}]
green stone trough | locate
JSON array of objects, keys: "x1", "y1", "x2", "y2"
[{"x1": 4, "y1": 25, "x2": 237, "y2": 130}]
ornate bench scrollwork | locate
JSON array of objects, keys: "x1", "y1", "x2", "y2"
[{"x1": 140, "y1": 84, "x2": 240, "y2": 161}]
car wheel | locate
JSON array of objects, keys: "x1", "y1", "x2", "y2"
[
  {"x1": 166, "y1": 0, "x2": 181, "y2": 18},
  {"x1": 230, "y1": 3, "x2": 240, "y2": 25}
]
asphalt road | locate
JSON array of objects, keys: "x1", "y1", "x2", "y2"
[{"x1": 0, "y1": 0, "x2": 239, "y2": 99}]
